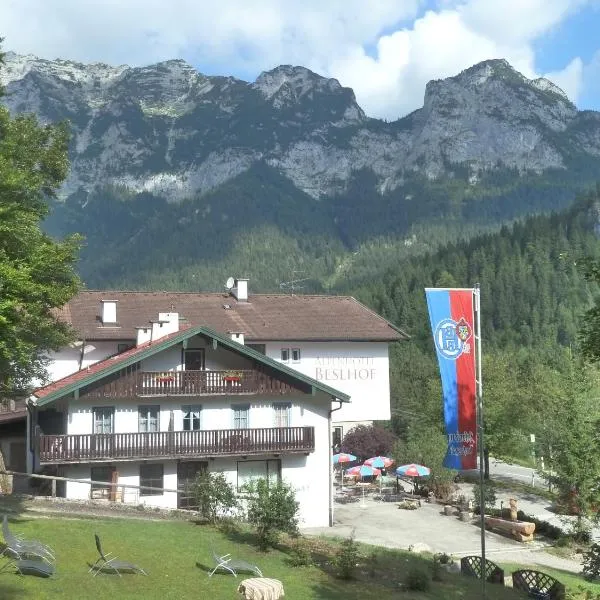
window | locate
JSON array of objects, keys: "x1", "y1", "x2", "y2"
[
  {"x1": 93, "y1": 407, "x2": 114, "y2": 434},
  {"x1": 291, "y1": 348, "x2": 301, "y2": 363},
  {"x1": 247, "y1": 344, "x2": 266, "y2": 355},
  {"x1": 232, "y1": 405, "x2": 249, "y2": 429},
  {"x1": 182, "y1": 405, "x2": 202, "y2": 431},
  {"x1": 91, "y1": 466, "x2": 115, "y2": 499},
  {"x1": 117, "y1": 343, "x2": 134, "y2": 354},
  {"x1": 280, "y1": 348, "x2": 290, "y2": 362},
  {"x1": 333, "y1": 426, "x2": 343, "y2": 451},
  {"x1": 139, "y1": 463, "x2": 163, "y2": 496},
  {"x1": 273, "y1": 403, "x2": 291, "y2": 428},
  {"x1": 237, "y1": 459, "x2": 281, "y2": 491},
  {"x1": 139, "y1": 405, "x2": 160, "y2": 432}
]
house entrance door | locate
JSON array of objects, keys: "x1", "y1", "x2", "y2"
[
  {"x1": 184, "y1": 350, "x2": 205, "y2": 371},
  {"x1": 177, "y1": 461, "x2": 208, "y2": 509}
]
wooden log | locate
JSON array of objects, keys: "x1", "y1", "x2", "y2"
[{"x1": 484, "y1": 516, "x2": 535, "y2": 541}]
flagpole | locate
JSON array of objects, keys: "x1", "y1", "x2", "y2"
[{"x1": 474, "y1": 283, "x2": 487, "y2": 599}]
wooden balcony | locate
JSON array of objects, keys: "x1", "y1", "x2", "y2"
[
  {"x1": 37, "y1": 426, "x2": 315, "y2": 464},
  {"x1": 79, "y1": 369, "x2": 303, "y2": 399}
]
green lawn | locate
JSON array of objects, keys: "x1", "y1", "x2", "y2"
[{"x1": 0, "y1": 510, "x2": 590, "y2": 599}]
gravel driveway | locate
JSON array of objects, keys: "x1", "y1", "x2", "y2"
[{"x1": 303, "y1": 495, "x2": 584, "y2": 573}]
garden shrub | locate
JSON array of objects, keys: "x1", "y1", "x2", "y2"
[
  {"x1": 335, "y1": 534, "x2": 360, "y2": 580},
  {"x1": 405, "y1": 567, "x2": 430, "y2": 591},
  {"x1": 288, "y1": 538, "x2": 313, "y2": 567},
  {"x1": 245, "y1": 478, "x2": 299, "y2": 550},
  {"x1": 583, "y1": 543, "x2": 600, "y2": 581},
  {"x1": 192, "y1": 471, "x2": 238, "y2": 524}
]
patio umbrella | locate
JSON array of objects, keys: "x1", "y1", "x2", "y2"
[
  {"x1": 346, "y1": 464, "x2": 382, "y2": 478},
  {"x1": 395, "y1": 464, "x2": 430, "y2": 477},
  {"x1": 364, "y1": 457, "x2": 394, "y2": 492},
  {"x1": 364, "y1": 456, "x2": 394, "y2": 469},
  {"x1": 332, "y1": 453, "x2": 357, "y2": 490},
  {"x1": 332, "y1": 453, "x2": 357, "y2": 464},
  {"x1": 346, "y1": 464, "x2": 381, "y2": 507},
  {"x1": 395, "y1": 464, "x2": 430, "y2": 494}
]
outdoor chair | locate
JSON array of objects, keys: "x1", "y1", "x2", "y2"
[
  {"x1": 209, "y1": 548, "x2": 263, "y2": 577},
  {"x1": 88, "y1": 534, "x2": 147, "y2": 577},
  {"x1": 1, "y1": 515, "x2": 54, "y2": 564},
  {"x1": 512, "y1": 569, "x2": 566, "y2": 599},
  {"x1": 460, "y1": 556, "x2": 504, "y2": 585},
  {"x1": 0, "y1": 554, "x2": 55, "y2": 578}
]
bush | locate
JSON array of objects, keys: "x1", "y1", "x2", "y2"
[
  {"x1": 405, "y1": 567, "x2": 430, "y2": 591},
  {"x1": 192, "y1": 471, "x2": 238, "y2": 524},
  {"x1": 287, "y1": 538, "x2": 313, "y2": 567},
  {"x1": 583, "y1": 543, "x2": 600, "y2": 581},
  {"x1": 335, "y1": 534, "x2": 360, "y2": 580},
  {"x1": 245, "y1": 478, "x2": 299, "y2": 551},
  {"x1": 341, "y1": 424, "x2": 396, "y2": 460}
]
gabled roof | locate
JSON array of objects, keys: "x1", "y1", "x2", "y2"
[
  {"x1": 60, "y1": 291, "x2": 409, "y2": 342},
  {"x1": 33, "y1": 326, "x2": 351, "y2": 407}
]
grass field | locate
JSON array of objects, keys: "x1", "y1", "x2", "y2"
[{"x1": 0, "y1": 511, "x2": 595, "y2": 599}]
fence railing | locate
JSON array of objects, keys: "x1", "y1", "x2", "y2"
[
  {"x1": 38, "y1": 426, "x2": 315, "y2": 463},
  {"x1": 80, "y1": 369, "x2": 299, "y2": 398}
]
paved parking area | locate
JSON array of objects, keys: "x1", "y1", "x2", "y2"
[
  {"x1": 305, "y1": 497, "x2": 521, "y2": 556},
  {"x1": 303, "y1": 495, "x2": 583, "y2": 573}
]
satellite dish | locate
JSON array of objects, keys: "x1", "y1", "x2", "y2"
[{"x1": 225, "y1": 277, "x2": 235, "y2": 290}]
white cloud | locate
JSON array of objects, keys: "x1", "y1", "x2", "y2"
[
  {"x1": 0, "y1": 0, "x2": 595, "y2": 119},
  {"x1": 544, "y1": 58, "x2": 584, "y2": 101}
]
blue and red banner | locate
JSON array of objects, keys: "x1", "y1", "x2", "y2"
[{"x1": 425, "y1": 288, "x2": 477, "y2": 470}]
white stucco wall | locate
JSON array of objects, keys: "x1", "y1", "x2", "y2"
[
  {"x1": 56, "y1": 392, "x2": 331, "y2": 527},
  {"x1": 207, "y1": 393, "x2": 331, "y2": 528},
  {"x1": 263, "y1": 341, "x2": 390, "y2": 423},
  {"x1": 45, "y1": 341, "x2": 122, "y2": 384}
]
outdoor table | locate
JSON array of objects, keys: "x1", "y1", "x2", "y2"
[{"x1": 237, "y1": 577, "x2": 285, "y2": 600}]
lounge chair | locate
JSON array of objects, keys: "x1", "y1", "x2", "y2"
[
  {"x1": 1, "y1": 516, "x2": 54, "y2": 564},
  {"x1": 89, "y1": 534, "x2": 147, "y2": 577},
  {"x1": 209, "y1": 548, "x2": 263, "y2": 577},
  {"x1": 0, "y1": 555, "x2": 55, "y2": 578}
]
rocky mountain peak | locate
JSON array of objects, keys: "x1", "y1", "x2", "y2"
[
  {"x1": 252, "y1": 65, "x2": 364, "y2": 121},
  {"x1": 254, "y1": 65, "x2": 339, "y2": 98},
  {"x1": 419, "y1": 57, "x2": 577, "y2": 140}
]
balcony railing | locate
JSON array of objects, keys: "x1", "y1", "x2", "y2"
[
  {"x1": 37, "y1": 426, "x2": 315, "y2": 464},
  {"x1": 80, "y1": 370, "x2": 300, "y2": 398}
]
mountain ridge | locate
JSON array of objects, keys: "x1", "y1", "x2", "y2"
[{"x1": 2, "y1": 53, "x2": 598, "y2": 203}]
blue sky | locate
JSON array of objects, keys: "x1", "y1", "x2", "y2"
[{"x1": 1, "y1": 0, "x2": 599, "y2": 119}]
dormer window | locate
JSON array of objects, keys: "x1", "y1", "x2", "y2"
[{"x1": 280, "y1": 348, "x2": 290, "y2": 363}]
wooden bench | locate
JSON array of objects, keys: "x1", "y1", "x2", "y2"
[
  {"x1": 512, "y1": 569, "x2": 565, "y2": 599},
  {"x1": 484, "y1": 516, "x2": 535, "y2": 542},
  {"x1": 460, "y1": 556, "x2": 504, "y2": 585}
]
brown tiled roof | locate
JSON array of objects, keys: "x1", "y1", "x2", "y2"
[{"x1": 61, "y1": 291, "x2": 408, "y2": 342}]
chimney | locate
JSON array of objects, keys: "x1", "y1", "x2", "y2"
[
  {"x1": 151, "y1": 312, "x2": 179, "y2": 342},
  {"x1": 101, "y1": 300, "x2": 118, "y2": 325},
  {"x1": 231, "y1": 278, "x2": 248, "y2": 302},
  {"x1": 136, "y1": 312, "x2": 179, "y2": 346},
  {"x1": 136, "y1": 326, "x2": 151, "y2": 346},
  {"x1": 229, "y1": 331, "x2": 245, "y2": 345}
]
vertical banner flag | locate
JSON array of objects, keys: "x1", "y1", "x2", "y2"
[{"x1": 425, "y1": 288, "x2": 477, "y2": 469}]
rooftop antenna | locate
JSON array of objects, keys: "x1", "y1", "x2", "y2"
[
  {"x1": 279, "y1": 270, "x2": 309, "y2": 296},
  {"x1": 224, "y1": 276, "x2": 235, "y2": 291}
]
